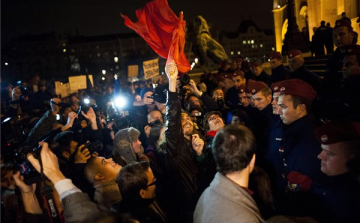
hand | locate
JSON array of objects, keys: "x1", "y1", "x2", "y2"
[
  {"x1": 50, "y1": 98, "x2": 61, "y2": 114},
  {"x1": 154, "y1": 101, "x2": 166, "y2": 113},
  {"x1": 192, "y1": 134, "x2": 204, "y2": 156},
  {"x1": 27, "y1": 142, "x2": 65, "y2": 184},
  {"x1": 189, "y1": 79, "x2": 201, "y2": 96},
  {"x1": 13, "y1": 171, "x2": 36, "y2": 194},
  {"x1": 74, "y1": 145, "x2": 91, "y2": 164},
  {"x1": 144, "y1": 125, "x2": 151, "y2": 138},
  {"x1": 165, "y1": 60, "x2": 178, "y2": 81},
  {"x1": 81, "y1": 107, "x2": 96, "y2": 124},
  {"x1": 12, "y1": 87, "x2": 22, "y2": 101},
  {"x1": 66, "y1": 111, "x2": 78, "y2": 127},
  {"x1": 144, "y1": 96, "x2": 154, "y2": 105},
  {"x1": 106, "y1": 121, "x2": 115, "y2": 130}
]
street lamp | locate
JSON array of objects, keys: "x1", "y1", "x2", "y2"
[
  {"x1": 102, "y1": 70, "x2": 106, "y2": 75},
  {"x1": 114, "y1": 57, "x2": 119, "y2": 63}
]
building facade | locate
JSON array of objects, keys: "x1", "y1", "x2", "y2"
[
  {"x1": 219, "y1": 20, "x2": 275, "y2": 63},
  {"x1": 273, "y1": 0, "x2": 360, "y2": 53}
]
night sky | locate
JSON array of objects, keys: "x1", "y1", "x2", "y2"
[{"x1": 2, "y1": 0, "x2": 274, "y2": 45}]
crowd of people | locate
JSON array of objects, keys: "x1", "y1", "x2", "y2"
[{"x1": 1, "y1": 17, "x2": 360, "y2": 223}]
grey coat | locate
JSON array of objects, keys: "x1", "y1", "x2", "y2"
[{"x1": 194, "y1": 173, "x2": 264, "y2": 223}]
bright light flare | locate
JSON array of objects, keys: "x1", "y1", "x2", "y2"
[{"x1": 114, "y1": 96, "x2": 127, "y2": 108}]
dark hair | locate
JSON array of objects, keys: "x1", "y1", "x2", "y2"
[
  {"x1": 211, "y1": 87, "x2": 224, "y2": 98},
  {"x1": 212, "y1": 125, "x2": 256, "y2": 175},
  {"x1": 185, "y1": 93, "x2": 203, "y2": 110},
  {"x1": 290, "y1": 95, "x2": 312, "y2": 113},
  {"x1": 116, "y1": 161, "x2": 149, "y2": 200},
  {"x1": 203, "y1": 111, "x2": 222, "y2": 131},
  {"x1": 148, "y1": 121, "x2": 164, "y2": 147},
  {"x1": 230, "y1": 109, "x2": 251, "y2": 127}
]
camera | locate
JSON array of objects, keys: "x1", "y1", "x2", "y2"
[
  {"x1": 217, "y1": 96, "x2": 224, "y2": 108},
  {"x1": 147, "y1": 85, "x2": 167, "y2": 103},
  {"x1": 81, "y1": 140, "x2": 104, "y2": 154},
  {"x1": 13, "y1": 139, "x2": 60, "y2": 185},
  {"x1": 178, "y1": 74, "x2": 190, "y2": 86},
  {"x1": 177, "y1": 74, "x2": 191, "y2": 97}
]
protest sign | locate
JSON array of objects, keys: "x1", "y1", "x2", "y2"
[{"x1": 143, "y1": 58, "x2": 159, "y2": 79}]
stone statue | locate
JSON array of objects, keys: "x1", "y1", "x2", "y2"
[{"x1": 190, "y1": 16, "x2": 228, "y2": 66}]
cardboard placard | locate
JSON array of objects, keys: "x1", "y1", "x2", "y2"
[
  {"x1": 143, "y1": 58, "x2": 159, "y2": 79},
  {"x1": 55, "y1": 81, "x2": 70, "y2": 98},
  {"x1": 69, "y1": 75, "x2": 87, "y2": 91},
  {"x1": 128, "y1": 65, "x2": 139, "y2": 77}
]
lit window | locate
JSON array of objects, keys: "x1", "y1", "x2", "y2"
[
  {"x1": 231, "y1": 51, "x2": 234, "y2": 55},
  {"x1": 237, "y1": 51, "x2": 241, "y2": 55},
  {"x1": 272, "y1": 47, "x2": 275, "y2": 51},
  {"x1": 260, "y1": 44, "x2": 263, "y2": 48},
  {"x1": 63, "y1": 49, "x2": 66, "y2": 53},
  {"x1": 251, "y1": 40, "x2": 254, "y2": 44},
  {"x1": 243, "y1": 40, "x2": 246, "y2": 44},
  {"x1": 247, "y1": 40, "x2": 250, "y2": 44}
]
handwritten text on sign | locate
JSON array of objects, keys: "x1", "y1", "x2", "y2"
[{"x1": 143, "y1": 58, "x2": 159, "y2": 79}]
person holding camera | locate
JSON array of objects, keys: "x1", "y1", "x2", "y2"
[
  {"x1": 183, "y1": 79, "x2": 219, "y2": 114},
  {"x1": 23, "y1": 142, "x2": 100, "y2": 222},
  {"x1": 26, "y1": 98, "x2": 78, "y2": 147}
]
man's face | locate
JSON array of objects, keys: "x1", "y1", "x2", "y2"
[
  {"x1": 148, "y1": 110, "x2": 163, "y2": 124},
  {"x1": 181, "y1": 113, "x2": 194, "y2": 136},
  {"x1": 188, "y1": 96, "x2": 201, "y2": 107},
  {"x1": 246, "y1": 93, "x2": 255, "y2": 107},
  {"x1": 231, "y1": 62, "x2": 237, "y2": 70},
  {"x1": 333, "y1": 26, "x2": 354, "y2": 48},
  {"x1": 277, "y1": 95, "x2": 303, "y2": 125},
  {"x1": 342, "y1": 55, "x2": 360, "y2": 78},
  {"x1": 233, "y1": 76, "x2": 245, "y2": 88},
  {"x1": 212, "y1": 89, "x2": 224, "y2": 101},
  {"x1": 143, "y1": 168, "x2": 156, "y2": 199},
  {"x1": 207, "y1": 114, "x2": 224, "y2": 131},
  {"x1": 236, "y1": 58, "x2": 243, "y2": 69},
  {"x1": 270, "y1": 58, "x2": 282, "y2": 69},
  {"x1": 131, "y1": 139, "x2": 142, "y2": 154},
  {"x1": 289, "y1": 56, "x2": 304, "y2": 71},
  {"x1": 238, "y1": 92, "x2": 249, "y2": 107},
  {"x1": 318, "y1": 142, "x2": 350, "y2": 176},
  {"x1": 71, "y1": 96, "x2": 79, "y2": 104},
  {"x1": 190, "y1": 110, "x2": 201, "y2": 123},
  {"x1": 271, "y1": 92, "x2": 280, "y2": 115},
  {"x1": 252, "y1": 91, "x2": 271, "y2": 111},
  {"x1": 252, "y1": 66, "x2": 262, "y2": 76},
  {"x1": 95, "y1": 157, "x2": 122, "y2": 180},
  {"x1": 223, "y1": 78, "x2": 234, "y2": 90}
]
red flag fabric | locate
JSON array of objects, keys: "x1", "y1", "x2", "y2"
[{"x1": 121, "y1": 0, "x2": 190, "y2": 74}]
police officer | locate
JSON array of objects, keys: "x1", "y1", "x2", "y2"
[
  {"x1": 288, "y1": 49, "x2": 322, "y2": 93},
  {"x1": 269, "y1": 51, "x2": 291, "y2": 84},
  {"x1": 276, "y1": 79, "x2": 321, "y2": 214},
  {"x1": 308, "y1": 120, "x2": 360, "y2": 223}
]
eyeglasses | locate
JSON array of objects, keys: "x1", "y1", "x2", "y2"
[
  {"x1": 208, "y1": 115, "x2": 220, "y2": 122},
  {"x1": 147, "y1": 178, "x2": 157, "y2": 187}
]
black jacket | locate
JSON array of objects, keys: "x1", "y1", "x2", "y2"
[{"x1": 290, "y1": 65, "x2": 322, "y2": 93}]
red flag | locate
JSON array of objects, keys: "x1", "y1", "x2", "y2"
[{"x1": 121, "y1": 0, "x2": 190, "y2": 74}]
